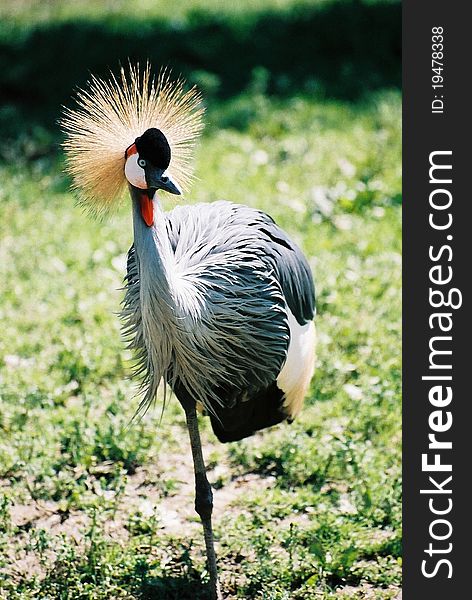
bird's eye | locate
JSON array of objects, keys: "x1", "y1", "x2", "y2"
[
  {"x1": 161, "y1": 176, "x2": 169, "y2": 183},
  {"x1": 138, "y1": 158, "x2": 146, "y2": 168}
]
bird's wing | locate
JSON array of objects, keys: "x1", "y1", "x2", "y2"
[
  {"x1": 229, "y1": 204, "x2": 317, "y2": 421},
  {"x1": 166, "y1": 201, "x2": 316, "y2": 441},
  {"x1": 166, "y1": 201, "x2": 315, "y2": 324},
  {"x1": 245, "y1": 209, "x2": 316, "y2": 325}
]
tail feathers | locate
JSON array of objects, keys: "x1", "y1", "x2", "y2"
[{"x1": 209, "y1": 383, "x2": 288, "y2": 443}]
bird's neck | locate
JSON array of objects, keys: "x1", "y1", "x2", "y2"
[
  {"x1": 128, "y1": 186, "x2": 213, "y2": 407},
  {"x1": 130, "y1": 185, "x2": 175, "y2": 315}
]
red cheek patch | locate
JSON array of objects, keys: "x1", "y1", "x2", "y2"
[{"x1": 125, "y1": 143, "x2": 137, "y2": 158}]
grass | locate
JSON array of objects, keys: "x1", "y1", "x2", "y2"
[
  {"x1": 0, "y1": 0, "x2": 401, "y2": 595},
  {"x1": 0, "y1": 86, "x2": 401, "y2": 598}
]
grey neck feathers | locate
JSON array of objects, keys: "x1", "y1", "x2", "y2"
[
  {"x1": 131, "y1": 187, "x2": 174, "y2": 313},
  {"x1": 127, "y1": 186, "x2": 215, "y2": 413},
  {"x1": 128, "y1": 187, "x2": 175, "y2": 411}
]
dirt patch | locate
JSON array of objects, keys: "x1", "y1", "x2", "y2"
[{"x1": 7, "y1": 442, "x2": 275, "y2": 547}]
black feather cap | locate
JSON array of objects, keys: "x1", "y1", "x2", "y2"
[{"x1": 135, "y1": 128, "x2": 171, "y2": 170}]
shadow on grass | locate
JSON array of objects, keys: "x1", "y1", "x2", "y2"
[
  {"x1": 0, "y1": 0, "x2": 400, "y2": 136},
  {"x1": 139, "y1": 575, "x2": 210, "y2": 600},
  {"x1": 31, "y1": 546, "x2": 213, "y2": 600}
]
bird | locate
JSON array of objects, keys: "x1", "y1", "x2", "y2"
[{"x1": 61, "y1": 64, "x2": 316, "y2": 600}]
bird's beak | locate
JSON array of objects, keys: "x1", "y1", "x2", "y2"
[
  {"x1": 139, "y1": 166, "x2": 182, "y2": 227},
  {"x1": 145, "y1": 166, "x2": 182, "y2": 196}
]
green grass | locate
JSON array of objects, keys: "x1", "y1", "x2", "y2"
[{"x1": 0, "y1": 85, "x2": 401, "y2": 599}]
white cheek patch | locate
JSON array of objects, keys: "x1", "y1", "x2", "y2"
[{"x1": 124, "y1": 154, "x2": 147, "y2": 189}]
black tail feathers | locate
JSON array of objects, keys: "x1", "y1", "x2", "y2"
[{"x1": 209, "y1": 382, "x2": 288, "y2": 443}]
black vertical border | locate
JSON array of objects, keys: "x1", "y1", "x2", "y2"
[{"x1": 403, "y1": 2, "x2": 469, "y2": 598}]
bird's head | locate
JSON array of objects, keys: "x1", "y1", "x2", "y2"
[
  {"x1": 124, "y1": 128, "x2": 182, "y2": 226},
  {"x1": 61, "y1": 64, "x2": 204, "y2": 224}
]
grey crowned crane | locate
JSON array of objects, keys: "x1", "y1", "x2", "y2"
[{"x1": 61, "y1": 65, "x2": 316, "y2": 600}]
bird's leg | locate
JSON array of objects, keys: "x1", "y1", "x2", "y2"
[{"x1": 184, "y1": 404, "x2": 222, "y2": 600}]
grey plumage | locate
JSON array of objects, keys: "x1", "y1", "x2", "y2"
[{"x1": 121, "y1": 196, "x2": 315, "y2": 419}]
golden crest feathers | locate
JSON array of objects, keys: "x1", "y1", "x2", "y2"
[{"x1": 61, "y1": 64, "x2": 204, "y2": 215}]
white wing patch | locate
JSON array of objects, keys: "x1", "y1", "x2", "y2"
[{"x1": 277, "y1": 307, "x2": 316, "y2": 418}]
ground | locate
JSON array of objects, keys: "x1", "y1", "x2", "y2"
[
  {"x1": 0, "y1": 90, "x2": 401, "y2": 599},
  {"x1": 0, "y1": 2, "x2": 401, "y2": 597}
]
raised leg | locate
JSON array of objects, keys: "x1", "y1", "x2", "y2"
[{"x1": 184, "y1": 404, "x2": 222, "y2": 600}]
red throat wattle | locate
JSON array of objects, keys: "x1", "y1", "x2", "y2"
[{"x1": 139, "y1": 192, "x2": 154, "y2": 227}]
